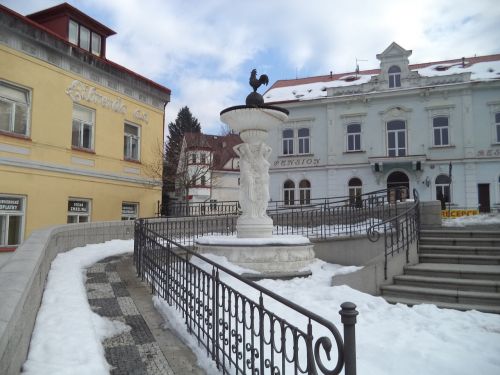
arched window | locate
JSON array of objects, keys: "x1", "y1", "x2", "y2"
[
  {"x1": 387, "y1": 120, "x2": 406, "y2": 156},
  {"x1": 299, "y1": 179, "x2": 311, "y2": 204},
  {"x1": 348, "y1": 178, "x2": 362, "y2": 206},
  {"x1": 283, "y1": 180, "x2": 295, "y2": 205},
  {"x1": 388, "y1": 65, "x2": 401, "y2": 88},
  {"x1": 298, "y1": 128, "x2": 310, "y2": 154},
  {"x1": 282, "y1": 129, "x2": 294, "y2": 155},
  {"x1": 435, "y1": 174, "x2": 451, "y2": 208}
]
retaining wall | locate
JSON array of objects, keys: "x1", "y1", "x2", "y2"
[{"x1": 0, "y1": 221, "x2": 134, "y2": 375}]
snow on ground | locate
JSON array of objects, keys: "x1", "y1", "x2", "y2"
[
  {"x1": 22, "y1": 240, "x2": 134, "y2": 375},
  {"x1": 442, "y1": 213, "x2": 500, "y2": 227},
  {"x1": 22, "y1": 237, "x2": 500, "y2": 375}
]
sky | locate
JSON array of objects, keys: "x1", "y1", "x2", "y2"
[{"x1": 3, "y1": 0, "x2": 500, "y2": 136}]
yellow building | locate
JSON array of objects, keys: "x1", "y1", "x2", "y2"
[{"x1": 0, "y1": 3, "x2": 171, "y2": 249}]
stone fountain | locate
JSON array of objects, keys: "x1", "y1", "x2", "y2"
[{"x1": 195, "y1": 70, "x2": 314, "y2": 276}]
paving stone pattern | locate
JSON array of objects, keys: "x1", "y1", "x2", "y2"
[{"x1": 86, "y1": 255, "x2": 175, "y2": 375}]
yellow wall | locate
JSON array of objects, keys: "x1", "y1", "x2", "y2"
[{"x1": 0, "y1": 44, "x2": 165, "y2": 240}]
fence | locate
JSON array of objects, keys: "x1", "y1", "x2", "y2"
[
  {"x1": 134, "y1": 220, "x2": 358, "y2": 374},
  {"x1": 367, "y1": 189, "x2": 420, "y2": 279}
]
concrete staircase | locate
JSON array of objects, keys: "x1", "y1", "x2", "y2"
[{"x1": 381, "y1": 228, "x2": 500, "y2": 314}]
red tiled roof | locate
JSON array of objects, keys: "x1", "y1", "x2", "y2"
[
  {"x1": 184, "y1": 133, "x2": 242, "y2": 170},
  {"x1": 267, "y1": 54, "x2": 500, "y2": 91},
  {"x1": 0, "y1": 3, "x2": 171, "y2": 95}
]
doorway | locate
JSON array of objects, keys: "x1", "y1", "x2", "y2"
[
  {"x1": 477, "y1": 184, "x2": 490, "y2": 213},
  {"x1": 387, "y1": 171, "x2": 410, "y2": 201}
]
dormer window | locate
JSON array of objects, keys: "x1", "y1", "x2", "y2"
[
  {"x1": 68, "y1": 19, "x2": 102, "y2": 56},
  {"x1": 388, "y1": 65, "x2": 401, "y2": 88}
]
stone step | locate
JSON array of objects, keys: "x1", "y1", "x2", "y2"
[
  {"x1": 380, "y1": 284, "x2": 500, "y2": 306},
  {"x1": 382, "y1": 296, "x2": 500, "y2": 314},
  {"x1": 420, "y1": 229, "x2": 500, "y2": 239},
  {"x1": 404, "y1": 263, "x2": 500, "y2": 280},
  {"x1": 393, "y1": 274, "x2": 500, "y2": 293},
  {"x1": 419, "y1": 244, "x2": 500, "y2": 255},
  {"x1": 420, "y1": 236, "x2": 500, "y2": 247},
  {"x1": 419, "y1": 253, "x2": 500, "y2": 265}
]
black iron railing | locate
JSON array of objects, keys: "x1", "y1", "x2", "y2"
[
  {"x1": 167, "y1": 200, "x2": 241, "y2": 217},
  {"x1": 148, "y1": 187, "x2": 412, "y2": 246},
  {"x1": 367, "y1": 189, "x2": 420, "y2": 279},
  {"x1": 134, "y1": 220, "x2": 358, "y2": 374}
]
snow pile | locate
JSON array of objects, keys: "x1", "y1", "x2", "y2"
[
  {"x1": 443, "y1": 214, "x2": 500, "y2": 227},
  {"x1": 22, "y1": 240, "x2": 134, "y2": 375},
  {"x1": 195, "y1": 234, "x2": 310, "y2": 246}
]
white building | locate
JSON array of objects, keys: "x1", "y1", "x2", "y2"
[
  {"x1": 174, "y1": 133, "x2": 242, "y2": 204},
  {"x1": 263, "y1": 42, "x2": 500, "y2": 214}
]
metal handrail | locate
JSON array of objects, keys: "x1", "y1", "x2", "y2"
[
  {"x1": 367, "y1": 189, "x2": 420, "y2": 279},
  {"x1": 134, "y1": 220, "x2": 359, "y2": 374}
]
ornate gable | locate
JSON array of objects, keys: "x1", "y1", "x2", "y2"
[{"x1": 372, "y1": 42, "x2": 421, "y2": 89}]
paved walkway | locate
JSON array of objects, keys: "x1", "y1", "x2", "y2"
[{"x1": 85, "y1": 254, "x2": 206, "y2": 375}]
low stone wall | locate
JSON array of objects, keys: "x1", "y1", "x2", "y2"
[{"x1": 0, "y1": 221, "x2": 134, "y2": 375}]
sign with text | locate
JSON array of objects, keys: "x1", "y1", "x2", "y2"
[
  {"x1": 441, "y1": 209, "x2": 479, "y2": 218},
  {"x1": 0, "y1": 197, "x2": 22, "y2": 212},
  {"x1": 122, "y1": 203, "x2": 137, "y2": 215},
  {"x1": 68, "y1": 200, "x2": 89, "y2": 213},
  {"x1": 273, "y1": 157, "x2": 321, "y2": 168}
]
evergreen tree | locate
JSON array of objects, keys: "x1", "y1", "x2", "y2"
[{"x1": 162, "y1": 106, "x2": 201, "y2": 212}]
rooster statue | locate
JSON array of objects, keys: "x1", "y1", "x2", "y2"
[
  {"x1": 246, "y1": 69, "x2": 269, "y2": 106},
  {"x1": 249, "y1": 69, "x2": 269, "y2": 92}
]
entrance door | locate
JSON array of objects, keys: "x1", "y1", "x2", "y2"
[
  {"x1": 478, "y1": 184, "x2": 490, "y2": 213},
  {"x1": 387, "y1": 171, "x2": 410, "y2": 201}
]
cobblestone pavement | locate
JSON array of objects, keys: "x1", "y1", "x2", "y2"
[{"x1": 85, "y1": 254, "x2": 205, "y2": 375}]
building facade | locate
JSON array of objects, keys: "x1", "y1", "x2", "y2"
[
  {"x1": 173, "y1": 133, "x2": 241, "y2": 204},
  {"x1": 0, "y1": 3, "x2": 170, "y2": 249},
  {"x1": 264, "y1": 42, "x2": 500, "y2": 214}
]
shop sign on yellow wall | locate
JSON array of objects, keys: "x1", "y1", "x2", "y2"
[{"x1": 441, "y1": 209, "x2": 479, "y2": 218}]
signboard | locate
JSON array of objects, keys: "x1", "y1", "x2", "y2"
[
  {"x1": 68, "y1": 200, "x2": 89, "y2": 213},
  {"x1": 441, "y1": 209, "x2": 479, "y2": 218},
  {"x1": 0, "y1": 197, "x2": 22, "y2": 211}
]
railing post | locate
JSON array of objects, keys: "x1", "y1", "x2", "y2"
[{"x1": 339, "y1": 302, "x2": 358, "y2": 375}]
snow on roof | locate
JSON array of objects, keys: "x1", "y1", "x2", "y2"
[{"x1": 264, "y1": 54, "x2": 500, "y2": 104}]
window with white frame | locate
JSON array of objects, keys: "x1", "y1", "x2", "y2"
[
  {"x1": 283, "y1": 180, "x2": 295, "y2": 205},
  {"x1": 67, "y1": 198, "x2": 91, "y2": 223},
  {"x1": 435, "y1": 174, "x2": 451, "y2": 205},
  {"x1": 433, "y1": 116, "x2": 449, "y2": 146},
  {"x1": 0, "y1": 195, "x2": 25, "y2": 247},
  {"x1": 388, "y1": 65, "x2": 401, "y2": 88},
  {"x1": 496, "y1": 112, "x2": 500, "y2": 144},
  {"x1": 200, "y1": 153, "x2": 206, "y2": 164},
  {"x1": 298, "y1": 128, "x2": 310, "y2": 154},
  {"x1": 72, "y1": 104, "x2": 94, "y2": 150},
  {"x1": 0, "y1": 82, "x2": 30, "y2": 136},
  {"x1": 387, "y1": 120, "x2": 406, "y2": 156},
  {"x1": 348, "y1": 178, "x2": 362, "y2": 206},
  {"x1": 191, "y1": 153, "x2": 197, "y2": 164},
  {"x1": 299, "y1": 179, "x2": 311, "y2": 204},
  {"x1": 68, "y1": 19, "x2": 102, "y2": 56},
  {"x1": 200, "y1": 175, "x2": 206, "y2": 186},
  {"x1": 124, "y1": 123, "x2": 140, "y2": 161},
  {"x1": 121, "y1": 202, "x2": 138, "y2": 221},
  {"x1": 282, "y1": 129, "x2": 294, "y2": 155},
  {"x1": 346, "y1": 123, "x2": 361, "y2": 151}
]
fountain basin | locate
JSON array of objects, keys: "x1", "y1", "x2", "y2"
[{"x1": 220, "y1": 105, "x2": 289, "y2": 137}]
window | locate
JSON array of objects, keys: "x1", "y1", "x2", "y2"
[
  {"x1": 433, "y1": 116, "x2": 449, "y2": 146},
  {"x1": 122, "y1": 202, "x2": 138, "y2": 221},
  {"x1": 282, "y1": 129, "x2": 294, "y2": 155},
  {"x1": 348, "y1": 178, "x2": 362, "y2": 206},
  {"x1": 124, "y1": 123, "x2": 140, "y2": 160},
  {"x1": 496, "y1": 112, "x2": 500, "y2": 144},
  {"x1": 200, "y1": 153, "x2": 206, "y2": 164},
  {"x1": 387, "y1": 120, "x2": 406, "y2": 156},
  {"x1": 0, "y1": 82, "x2": 30, "y2": 136},
  {"x1": 0, "y1": 195, "x2": 25, "y2": 247},
  {"x1": 346, "y1": 123, "x2": 361, "y2": 151},
  {"x1": 435, "y1": 174, "x2": 451, "y2": 207},
  {"x1": 67, "y1": 199, "x2": 91, "y2": 223},
  {"x1": 191, "y1": 153, "x2": 197, "y2": 164},
  {"x1": 68, "y1": 20, "x2": 102, "y2": 56},
  {"x1": 283, "y1": 180, "x2": 295, "y2": 205},
  {"x1": 298, "y1": 128, "x2": 310, "y2": 154},
  {"x1": 200, "y1": 175, "x2": 206, "y2": 186},
  {"x1": 72, "y1": 104, "x2": 94, "y2": 150},
  {"x1": 299, "y1": 179, "x2": 311, "y2": 204},
  {"x1": 388, "y1": 65, "x2": 401, "y2": 88}
]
